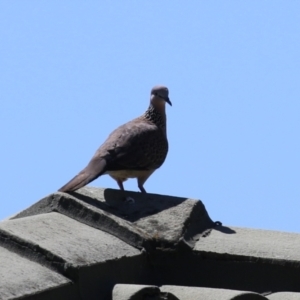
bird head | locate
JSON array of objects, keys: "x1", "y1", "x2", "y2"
[{"x1": 150, "y1": 85, "x2": 172, "y2": 107}]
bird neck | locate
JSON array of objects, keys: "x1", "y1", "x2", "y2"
[{"x1": 144, "y1": 104, "x2": 167, "y2": 132}]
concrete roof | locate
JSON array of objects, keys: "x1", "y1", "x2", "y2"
[{"x1": 1, "y1": 186, "x2": 299, "y2": 300}]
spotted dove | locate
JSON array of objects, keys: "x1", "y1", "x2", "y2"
[{"x1": 58, "y1": 85, "x2": 171, "y2": 194}]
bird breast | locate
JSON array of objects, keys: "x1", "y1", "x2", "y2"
[{"x1": 106, "y1": 169, "x2": 154, "y2": 181}]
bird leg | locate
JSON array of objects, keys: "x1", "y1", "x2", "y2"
[
  {"x1": 117, "y1": 179, "x2": 135, "y2": 204},
  {"x1": 138, "y1": 184, "x2": 147, "y2": 193},
  {"x1": 137, "y1": 170, "x2": 154, "y2": 194},
  {"x1": 117, "y1": 180, "x2": 124, "y2": 191}
]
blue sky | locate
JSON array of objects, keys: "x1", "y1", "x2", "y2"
[{"x1": 1, "y1": 2, "x2": 299, "y2": 232}]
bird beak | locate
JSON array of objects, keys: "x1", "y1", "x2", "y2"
[{"x1": 164, "y1": 97, "x2": 172, "y2": 106}]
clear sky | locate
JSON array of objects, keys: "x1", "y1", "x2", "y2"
[{"x1": 1, "y1": 2, "x2": 299, "y2": 232}]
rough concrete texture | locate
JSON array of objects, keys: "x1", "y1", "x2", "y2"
[
  {"x1": 112, "y1": 285, "x2": 267, "y2": 300},
  {"x1": 195, "y1": 226, "x2": 300, "y2": 263},
  {"x1": 131, "y1": 229, "x2": 300, "y2": 294},
  {"x1": 181, "y1": 225, "x2": 300, "y2": 293},
  {"x1": 0, "y1": 212, "x2": 140, "y2": 266},
  {"x1": 0, "y1": 212, "x2": 147, "y2": 300},
  {"x1": 1, "y1": 186, "x2": 300, "y2": 299},
  {"x1": 112, "y1": 284, "x2": 162, "y2": 300},
  {"x1": 0, "y1": 246, "x2": 78, "y2": 300},
  {"x1": 13, "y1": 187, "x2": 215, "y2": 250},
  {"x1": 161, "y1": 285, "x2": 266, "y2": 299},
  {"x1": 268, "y1": 292, "x2": 300, "y2": 300}
]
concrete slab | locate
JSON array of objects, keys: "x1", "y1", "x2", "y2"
[
  {"x1": 0, "y1": 246, "x2": 77, "y2": 300},
  {"x1": 134, "y1": 196, "x2": 211, "y2": 248},
  {"x1": 268, "y1": 292, "x2": 300, "y2": 300},
  {"x1": 161, "y1": 285, "x2": 266, "y2": 299},
  {"x1": 4, "y1": 187, "x2": 298, "y2": 299},
  {"x1": 112, "y1": 284, "x2": 161, "y2": 300},
  {"x1": 0, "y1": 212, "x2": 140, "y2": 267},
  {"x1": 0, "y1": 212, "x2": 149, "y2": 300},
  {"x1": 194, "y1": 226, "x2": 300, "y2": 264},
  {"x1": 13, "y1": 187, "x2": 215, "y2": 250}
]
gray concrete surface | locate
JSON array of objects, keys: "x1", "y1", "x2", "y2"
[
  {"x1": 0, "y1": 246, "x2": 77, "y2": 300},
  {"x1": 195, "y1": 226, "x2": 300, "y2": 264},
  {"x1": 134, "y1": 196, "x2": 210, "y2": 248},
  {"x1": 161, "y1": 285, "x2": 266, "y2": 299},
  {"x1": 13, "y1": 187, "x2": 214, "y2": 250},
  {"x1": 268, "y1": 292, "x2": 300, "y2": 300},
  {"x1": 0, "y1": 212, "x2": 140, "y2": 267},
  {"x1": 0, "y1": 212, "x2": 147, "y2": 300},
  {"x1": 13, "y1": 187, "x2": 149, "y2": 250},
  {"x1": 112, "y1": 284, "x2": 161, "y2": 300},
  {"x1": 1, "y1": 186, "x2": 300, "y2": 299}
]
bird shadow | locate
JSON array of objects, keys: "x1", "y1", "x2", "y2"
[
  {"x1": 214, "y1": 226, "x2": 236, "y2": 234},
  {"x1": 67, "y1": 188, "x2": 191, "y2": 223},
  {"x1": 199, "y1": 222, "x2": 236, "y2": 238},
  {"x1": 214, "y1": 225, "x2": 236, "y2": 234}
]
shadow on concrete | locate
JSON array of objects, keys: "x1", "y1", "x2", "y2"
[
  {"x1": 214, "y1": 226, "x2": 236, "y2": 234},
  {"x1": 68, "y1": 188, "x2": 192, "y2": 222}
]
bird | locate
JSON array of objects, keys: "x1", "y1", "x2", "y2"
[{"x1": 58, "y1": 85, "x2": 171, "y2": 196}]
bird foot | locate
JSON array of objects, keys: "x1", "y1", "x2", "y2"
[{"x1": 124, "y1": 196, "x2": 135, "y2": 204}]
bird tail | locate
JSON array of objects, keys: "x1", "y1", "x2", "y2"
[{"x1": 58, "y1": 158, "x2": 107, "y2": 192}]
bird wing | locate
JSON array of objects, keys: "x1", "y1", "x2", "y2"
[
  {"x1": 94, "y1": 119, "x2": 168, "y2": 171},
  {"x1": 58, "y1": 118, "x2": 168, "y2": 192}
]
